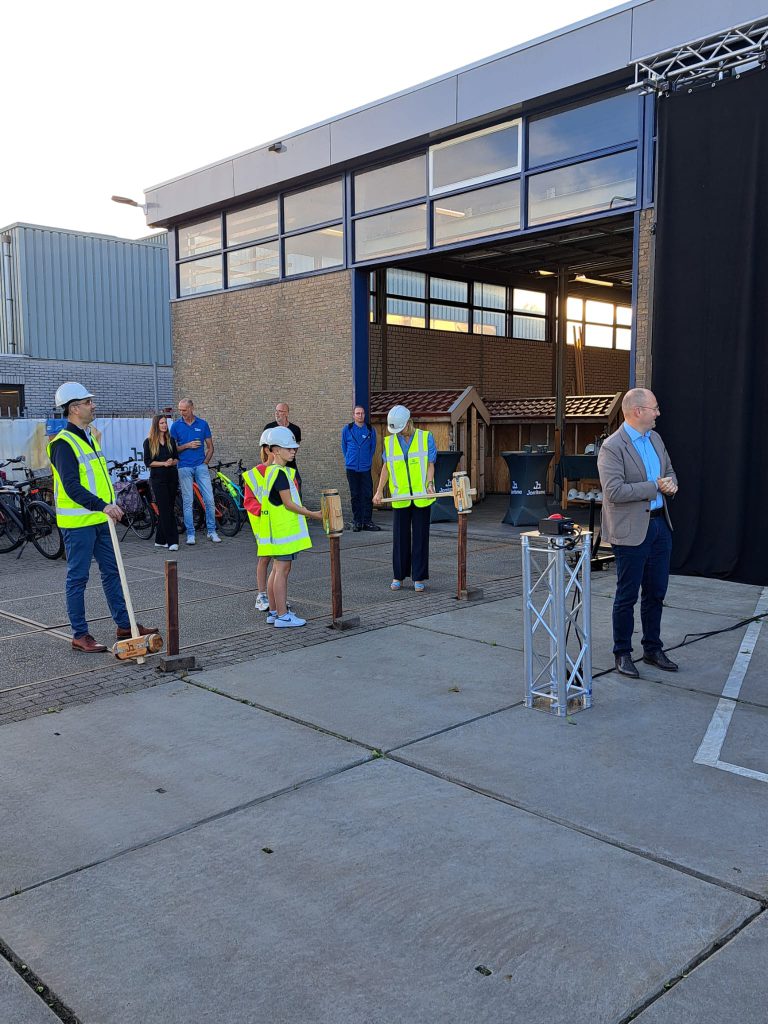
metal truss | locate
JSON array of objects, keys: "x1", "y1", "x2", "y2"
[
  {"x1": 630, "y1": 17, "x2": 768, "y2": 95},
  {"x1": 521, "y1": 531, "x2": 593, "y2": 716}
]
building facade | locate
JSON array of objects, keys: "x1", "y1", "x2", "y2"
[{"x1": 0, "y1": 224, "x2": 172, "y2": 417}]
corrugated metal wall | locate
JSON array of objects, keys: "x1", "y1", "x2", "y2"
[{"x1": 0, "y1": 224, "x2": 171, "y2": 364}]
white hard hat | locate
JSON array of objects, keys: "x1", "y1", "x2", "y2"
[
  {"x1": 387, "y1": 404, "x2": 410, "y2": 434},
  {"x1": 269, "y1": 426, "x2": 299, "y2": 448},
  {"x1": 55, "y1": 382, "x2": 94, "y2": 408},
  {"x1": 259, "y1": 428, "x2": 273, "y2": 446}
]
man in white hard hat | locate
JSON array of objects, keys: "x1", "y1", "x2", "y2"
[{"x1": 48, "y1": 383, "x2": 158, "y2": 653}]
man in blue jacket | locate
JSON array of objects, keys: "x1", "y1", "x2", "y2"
[{"x1": 341, "y1": 405, "x2": 380, "y2": 532}]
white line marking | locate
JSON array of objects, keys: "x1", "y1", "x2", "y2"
[{"x1": 694, "y1": 587, "x2": 768, "y2": 776}]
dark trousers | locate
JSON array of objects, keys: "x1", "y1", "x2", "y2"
[
  {"x1": 346, "y1": 468, "x2": 373, "y2": 526},
  {"x1": 151, "y1": 473, "x2": 179, "y2": 546},
  {"x1": 393, "y1": 504, "x2": 431, "y2": 581},
  {"x1": 611, "y1": 517, "x2": 673, "y2": 656},
  {"x1": 62, "y1": 523, "x2": 130, "y2": 638}
]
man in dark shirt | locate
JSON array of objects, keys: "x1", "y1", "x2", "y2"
[
  {"x1": 264, "y1": 402, "x2": 302, "y2": 491},
  {"x1": 49, "y1": 382, "x2": 157, "y2": 653}
]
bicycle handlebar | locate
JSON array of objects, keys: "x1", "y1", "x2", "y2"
[
  {"x1": 0, "y1": 456, "x2": 26, "y2": 468},
  {"x1": 212, "y1": 460, "x2": 238, "y2": 471}
]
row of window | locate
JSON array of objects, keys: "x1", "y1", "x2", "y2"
[
  {"x1": 371, "y1": 270, "x2": 631, "y2": 349},
  {"x1": 175, "y1": 90, "x2": 639, "y2": 296}
]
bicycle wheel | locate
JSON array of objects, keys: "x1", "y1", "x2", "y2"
[
  {"x1": 28, "y1": 500, "x2": 64, "y2": 559},
  {"x1": 0, "y1": 496, "x2": 24, "y2": 553},
  {"x1": 174, "y1": 492, "x2": 187, "y2": 533},
  {"x1": 214, "y1": 488, "x2": 242, "y2": 536},
  {"x1": 127, "y1": 495, "x2": 156, "y2": 540}
]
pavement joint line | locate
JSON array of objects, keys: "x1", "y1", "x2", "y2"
[
  {"x1": 614, "y1": 905, "x2": 765, "y2": 1024},
  {"x1": 0, "y1": 936, "x2": 80, "y2": 1024},
  {"x1": 387, "y1": 753, "x2": 768, "y2": 905},
  {"x1": 0, "y1": 757, "x2": 373, "y2": 906},
  {"x1": 384, "y1": 701, "x2": 524, "y2": 755},
  {"x1": 407, "y1": 619, "x2": 519, "y2": 648},
  {"x1": 694, "y1": 586, "x2": 768, "y2": 779},
  {"x1": 185, "y1": 678, "x2": 382, "y2": 753}
]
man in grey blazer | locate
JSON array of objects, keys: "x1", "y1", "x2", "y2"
[{"x1": 598, "y1": 388, "x2": 678, "y2": 678}]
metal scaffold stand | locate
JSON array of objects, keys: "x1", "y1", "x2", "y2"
[{"x1": 521, "y1": 530, "x2": 593, "y2": 716}]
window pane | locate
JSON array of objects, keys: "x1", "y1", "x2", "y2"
[
  {"x1": 528, "y1": 151, "x2": 637, "y2": 226},
  {"x1": 284, "y1": 226, "x2": 344, "y2": 276},
  {"x1": 430, "y1": 277, "x2": 468, "y2": 303},
  {"x1": 387, "y1": 298, "x2": 425, "y2": 328},
  {"x1": 566, "y1": 296, "x2": 583, "y2": 319},
  {"x1": 616, "y1": 327, "x2": 632, "y2": 350},
  {"x1": 585, "y1": 299, "x2": 614, "y2": 325},
  {"x1": 433, "y1": 180, "x2": 520, "y2": 245},
  {"x1": 227, "y1": 243, "x2": 279, "y2": 286},
  {"x1": 226, "y1": 201, "x2": 278, "y2": 247},
  {"x1": 513, "y1": 314, "x2": 547, "y2": 341},
  {"x1": 177, "y1": 217, "x2": 221, "y2": 258},
  {"x1": 387, "y1": 268, "x2": 426, "y2": 298},
  {"x1": 473, "y1": 310, "x2": 506, "y2": 336},
  {"x1": 284, "y1": 181, "x2": 343, "y2": 232},
  {"x1": 354, "y1": 155, "x2": 426, "y2": 213},
  {"x1": 179, "y1": 255, "x2": 222, "y2": 296},
  {"x1": 430, "y1": 304, "x2": 469, "y2": 332},
  {"x1": 528, "y1": 93, "x2": 638, "y2": 168},
  {"x1": 617, "y1": 305, "x2": 632, "y2": 326},
  {"x1": 585, "y1": 323, "x2": 614, "y2": 348},
  {"x1": 513, "y1": 289, "x2": 546, "y2": 315},
  {"x1": 475, "y1": 282, "x2": 506, "y2": 309},
  {"x1": 430, "y1": 121, "x2": 520, "y2": 193},
  {"x1": 566, "y1": 320, "x2": 581, "y2": 345},
  {"x1": 355, "y1": 205, "x2": 427, "y2": 261}
]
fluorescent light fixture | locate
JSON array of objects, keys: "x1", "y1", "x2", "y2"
[
  {"x1": 536, "y1": 269, "x2": 555, "y2": 276},
  {"x1": 573, "y1": 274, "x2": 613, "y2": 287},
  {"x1": 434, "y1": 207, "x2": 466, "y2": 219}
]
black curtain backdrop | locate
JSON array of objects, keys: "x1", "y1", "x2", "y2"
[{"x1": 652, "y1": 70, "x2": 768, "y2": 584}]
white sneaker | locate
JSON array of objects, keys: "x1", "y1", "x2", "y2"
[
  {"x1": 154, "y1": 543, "x2": 168, "y2": 548},
  {"x1": 208, "y1": 532, "x2": 222, "y2": 543},
  {"x1": 186, "y1": 535, "x2": 196, "y2": 545},
  {"x1": 266, "y1": 609, "x2": 277, "y2": 624},
  {"x1": 168, "y1": 544, "x2": 179, "y2": 551},
  {"x1": 254, "y1": 592, "x2": 269, "y2": 611},
  {"x1": 273, "y1": 611, "x2": 306, "y2": 628}
]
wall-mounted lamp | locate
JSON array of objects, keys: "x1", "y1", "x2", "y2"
[
  {"x1": 111, "y1": 195, "x2": 149, "y2": 215},
  {"x1": 268, "y1": 142, "x2": 286, "y2": 153}
]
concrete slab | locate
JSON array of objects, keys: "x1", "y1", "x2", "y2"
[
  {"x1": 0, "y1": 682, "x2": 365, "y2": 895},
  {"x1": 633, "y1": 913, "x2": 768, "y2": 1024},
  {"x1": 400, "y1": 682, "x2": 768, "y2": 895},
  {"x1": 0, "y1": 958, "x2": 60, "y2": 1023},
  {"x1": 719, "y1": 700, "x2": 768, "y2": 777},
  {"x1": 195, "y1": 623, "x2": 522, "y2": 749},
  {"x1": 0, "y1": 761, "x2": 756, "y2": 1024},
  {"x1": 412, "y1": 597, "x2": 523, "y2": 650}
]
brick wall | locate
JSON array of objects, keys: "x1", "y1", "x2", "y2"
[
  {"x1": 172, "y1": 272, "x2": 353, "y2": 507},
  {"x1": 634, "y1": 208, "x2": 654, "y2": 388},
  {"x1": 0, "y1": 354, "x2": 173, "y2": 417},
  {"x1": 370, "y1": 323, "x2": 629, "y2": 398}
]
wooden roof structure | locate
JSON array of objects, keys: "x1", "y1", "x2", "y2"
[
  {"x1": 369, "y1": 386, "x2": 490, "y2": 425},
  {"x1": 485, "y1": 393, "x2": 622, "y2": 423}
]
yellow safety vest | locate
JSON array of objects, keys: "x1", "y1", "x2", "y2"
[
  {"x1": 257, "y1": 465, "x2": 312, "y2": 556},
  {"x1": 46, "y1": 429, "x2": 115, "y2": 529},
  {"x1": 384, "y1": 429, "x2": 435, "y2": 509},
  {"x1": 242, "y1": 464, "x2": 268, "y2": 538}
]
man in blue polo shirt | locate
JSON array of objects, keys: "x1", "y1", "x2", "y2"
[
  {"x1": 342, "y1": 404, "x2": 379, "y2": 531},
  {"x1": 170, "y1": 398, "x2": 220, "y2": 544}
]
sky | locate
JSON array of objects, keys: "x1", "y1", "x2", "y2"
[{"x1": 2, "y1": 0, "x2": 624, "y2": 239}]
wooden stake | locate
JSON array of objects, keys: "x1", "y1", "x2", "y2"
[
  {"x1": 328, "y1": 534, "x2": 359, "y2": 631},
  {"x1": 165, "y1": 560, "x2": 179, "y2": 656},
  {"x1": 457, "y1": 513, "x2": 468, "y2": 599}
]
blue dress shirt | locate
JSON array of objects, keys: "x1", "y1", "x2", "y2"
[{"x1": 623, "y1": 422, "x2": 662, "y2": 510}]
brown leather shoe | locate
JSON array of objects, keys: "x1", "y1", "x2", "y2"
[
  {"x1": 72, "y1": 634, "x2": 108, "y2": 653},
  {"x1": 116, "y1": 624, "x2": 159, "y2": 639}
]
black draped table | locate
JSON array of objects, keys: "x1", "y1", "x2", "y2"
[
  {"x1": 501, "y1": 451, "x2": 553, "y2": 526},
  {"x1": 431, "y1": 450, "x2": 463, "y2": 523}
]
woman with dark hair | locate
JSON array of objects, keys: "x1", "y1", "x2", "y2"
[{"x1": 143, "y1": 414, "x2": 180, "y2": 550}]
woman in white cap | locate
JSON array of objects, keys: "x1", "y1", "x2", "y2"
[{"x1": 373, "y1": 405, "x2": 436, "y2": 592}]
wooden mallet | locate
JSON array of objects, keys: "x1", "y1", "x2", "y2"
[{"x1": 107, "y1": 517, "x2": 163, "y2": 662}]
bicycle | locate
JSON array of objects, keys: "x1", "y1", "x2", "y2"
[
  {"x1": 211, "y1": 459, "x2": 246, "y2": 521},
  {"x1": 0, "y1": 457, "x2": 64, "y2": 559},
  {"x1": 174, "y1": 464, "x2": 242, "y2": 537},
  {"x1": 108, "y1": 458, "x2": 157, "y2": 540}
]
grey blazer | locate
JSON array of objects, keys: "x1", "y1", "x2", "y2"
[{"x1": 597, "y1": 426, "x2": 676, "y2": 546}]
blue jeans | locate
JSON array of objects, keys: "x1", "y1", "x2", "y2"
[
  {"x1": 62, "y1": 523, "x2": 130, "y2": 638},
  {"x1": 178, "y1": 464, "x2": 216, "y2": 535},
  {"x1": 611, "y1": 517, "x2": 673, "y2": 656}
]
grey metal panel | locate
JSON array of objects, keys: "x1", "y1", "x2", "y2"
[
  {"x1": 233, "y1": 125, "x2": 332, "y2": 197},
  {"x1": 457, "y1": 11, "x2": 634, "y2": 123},
  {"x1": 630, "y1": 0, "x2": 768, "y2": 59},
  {"x1": 13, "y1": 226, "x2": 171, "y2": 366},
  {"x1": 330, "y1": 78, "x2": 458, "y2": 165},
  {"x1": 146, "y1": 160, "x2": 235, "y2": 226}
]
